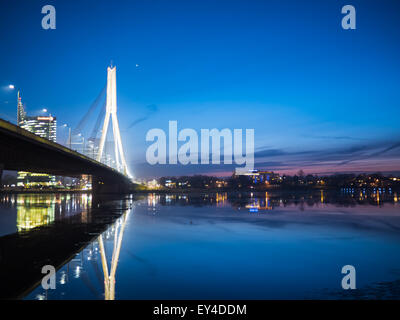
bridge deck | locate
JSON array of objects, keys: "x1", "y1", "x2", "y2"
[{"x1": 0, "y1": 118, "x2": 131, "y2": 187}]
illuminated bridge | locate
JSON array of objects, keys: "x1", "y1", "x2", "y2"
[
  {"x1": 0, "y1": 66, "x2": 139, "y2": 194},
  {"x1": 0, "y1": 118, "x2": 135, "y2": 193}
]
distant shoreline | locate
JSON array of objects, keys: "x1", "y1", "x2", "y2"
[
  {"x1": 137, "y1": 185, "x2": 400, "y2": 194},
  {"x1": 1, "y1": 184, "x2": 398, "y2": 195}
]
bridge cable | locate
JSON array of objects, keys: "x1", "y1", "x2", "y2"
[
  {"x1": 89, "y1": 100, "x2": 106, "y2": 141},
  {"x1": 72, "y1": 84, "x2": 106, "y2": 136}
]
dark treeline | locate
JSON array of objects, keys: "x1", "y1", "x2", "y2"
[{"x1": 156, "y1": 172, "x2": 400, "y2": 190}]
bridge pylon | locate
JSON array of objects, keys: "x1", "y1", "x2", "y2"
[{"x1": 97, "y1": 66, "x2": 131, "y2": 178}]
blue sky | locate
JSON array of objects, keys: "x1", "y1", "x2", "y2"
[{"x1": 1, "y1": 0, "x2": 400, "y2": 178}]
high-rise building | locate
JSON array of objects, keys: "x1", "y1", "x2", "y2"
[
  {"x1": 17, "y1": 91, "x2": 26, "y2": 125},
  {"x1": 16, "y1": 92, "x2": 58, "y2": 188},
  {"x1": 20, "y1": 115, "x2": 57, "y2": 142}
]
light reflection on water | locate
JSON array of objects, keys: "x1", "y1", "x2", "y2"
[
  {"x1": 0, "y1": 193, "x2": 92, "y2": 235},
  {"x1": 20, "y1": 190, "x2": 400, "y2": 300}
]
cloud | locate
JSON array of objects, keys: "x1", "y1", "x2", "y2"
[
  {"x1": 128, "y1": 116, "x2": 149, "y2": 128},
  {"x1": 254, "y1": 148, "x2": 315, "y2": 158},
  {"x1": 301, "y1": 134, "x2": 367, "y2": 141},
  {"x1": 338, "y1": 141, "x2": 400, "y2": 165},
  {"x1": 131, "y1": 137, "x2": 400, "y2": 178},
  {"x1": 254, "y1": 139, "x2": 400, "y2": 172},
  {"x1": 127, "y1": 104, "x2": 158, "y2": 129}
]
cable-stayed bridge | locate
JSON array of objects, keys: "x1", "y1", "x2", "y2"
[
  {"x1": 68, "y1": 65, "x2": 131, "y2": 178},
  {"x1": 0, "y1": 66, "x2": 136, "y2": 194},
  {"x1": 68, "y1": 66, "x2": 132, "y2": 178}
]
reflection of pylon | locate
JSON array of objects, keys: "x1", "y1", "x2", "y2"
[
  {"x1": 98, "y1": 210, "x2": 130, "y2": 300},
  {"x1": 97, "y1": 66, "x2": 131, "y2": 177}
]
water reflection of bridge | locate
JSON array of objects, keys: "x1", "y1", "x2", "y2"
[
  {"x1": 99, "y1": 211, "x2": 130, "y2": 300},
  {"x1": 26, "y1": 198, "x2": 132, "y2": 300}
]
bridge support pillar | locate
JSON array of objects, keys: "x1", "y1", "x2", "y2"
[{"x1": 92, "y1": 175, "x2": 132, "y2": 194}]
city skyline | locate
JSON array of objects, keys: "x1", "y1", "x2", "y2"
[{"x1": 1, "y1": 0, "x2": 400, "y2": 178}]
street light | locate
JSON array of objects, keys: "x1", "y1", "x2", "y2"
[
  {"x1": 82, "y1": 137, "x2": 85, "y2": 155},
  {"x1": 67, "y1": 126, "x2": 72, "y2": 148},
  {"x1": 2, "y1": 84, "x2": 18, "y2": 124}
]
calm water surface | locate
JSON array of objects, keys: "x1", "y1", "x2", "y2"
[{"x1": 1, "y1": 190, "x2": 400, "y2": 299}]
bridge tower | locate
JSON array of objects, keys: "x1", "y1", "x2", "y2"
[{"x1": 97, "y1": 66, "x2": 131, "y2": 177}]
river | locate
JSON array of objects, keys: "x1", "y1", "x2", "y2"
[{"x1": 0, "y1": 189, "x2": 399, "y2": 299}]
